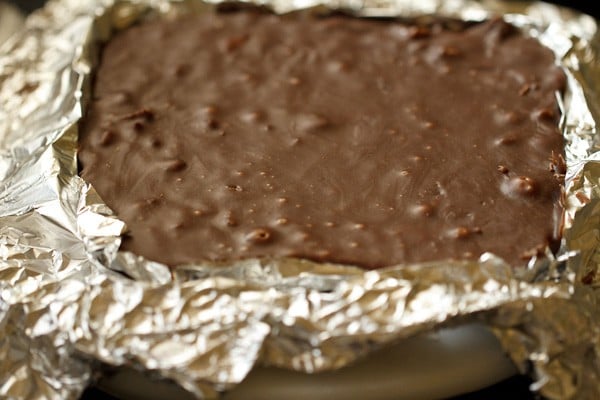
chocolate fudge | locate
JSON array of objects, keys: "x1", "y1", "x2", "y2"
[{"x1": 78, "y1": 9, "x2": 565, "y2": 269}]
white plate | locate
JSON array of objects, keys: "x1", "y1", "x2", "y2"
[{"x1": 98, "y1": 323, "x2": 517, "y2": 400}]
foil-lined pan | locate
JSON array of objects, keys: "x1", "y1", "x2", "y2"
[{"x1": 1, "y1": 0, "x2": 599, "y2": 399}]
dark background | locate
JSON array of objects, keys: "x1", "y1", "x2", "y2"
[
  {"x1": 8, "y1": 0, "x2": 600, "y2": 17},
  {"x1": 5, "y1": 0, "x2": 597, "y2": 399}
]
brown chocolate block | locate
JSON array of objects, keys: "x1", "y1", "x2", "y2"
[{"x1": 79, "y1": 10, "x2": 565, "y2": 269}]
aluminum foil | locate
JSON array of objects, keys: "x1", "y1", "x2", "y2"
[{"x1": 0, "y1": 0, "x2": 599, "y2": 399}]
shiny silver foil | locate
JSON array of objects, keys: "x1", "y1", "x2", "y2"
[{"x1": 0, "y1": 0, "x2": 599, "y2": 399}]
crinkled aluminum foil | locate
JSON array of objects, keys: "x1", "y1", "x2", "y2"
[{"x1": 1, "y1": 0, "x2": 599, "y2": 399}]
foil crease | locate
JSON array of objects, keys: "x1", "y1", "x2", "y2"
[{"x1": 0, "y1": 0, "x2": 599, "y2": 399}]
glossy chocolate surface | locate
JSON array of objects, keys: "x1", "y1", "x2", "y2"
[{"x1": 79, "y1": 10, "x2": 565, "y2": 268}]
